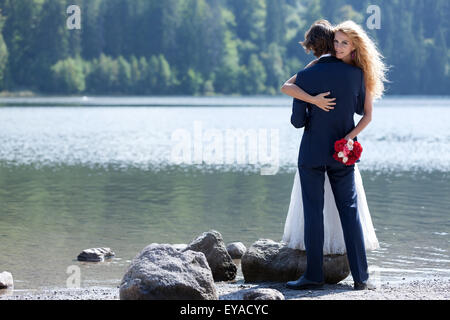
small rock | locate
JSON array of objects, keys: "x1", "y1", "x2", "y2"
[
  {"x1": 77, "y1": 247, "x2": 115, "y2": 262},
  {"x1": 183, "y1": 230, "x2": 237, "y2": 281},
  {"x1": 226, "y1": 242, "x2": 247, "y2": 259},
  {"x1": 243, "y1": 288, "x2": 285, "y2": 300},
  {"x1": 0, "y1": 271, "x2": 13, "y2": 289}
]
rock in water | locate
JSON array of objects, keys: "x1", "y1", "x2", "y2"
[
  {"x1": 241, "y1": 239, "x2": 349, "y2": 284},
  {"x1": 243, "y1": 288, "x2": 285, "y2": 300},
  {"x1": 183, "y1": 230, "x2": 237, "y2": 281},
  {"x1": 77, "y1": 247, "x2": 115, "y2": 262},
  {"x1": 120, "y1": 243, "x2": 218, "y2": 300},
  {"x1": 226, "y1": 242, "x2": 247, "y2": 259},
  {"x1": 0, "y1": 271, "x2": 13, "y2": 289}
]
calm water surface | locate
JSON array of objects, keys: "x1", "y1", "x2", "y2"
[{"x1": 0, "y1": 96, "x2": 449, "y2": 291}]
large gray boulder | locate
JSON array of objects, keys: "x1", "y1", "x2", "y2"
[
  {"x1": 172, "y1": 243, "x2": 188, "y2": 251},
  {"x1": 0, "y1": 271, "x2": 13, "y2": 289},
  {"x1": 183, "y1": 230, "x2": 237, "y2": 281},
  {"x1": 120, "y1": 243, "x2": 218, "y2": 300},
  {"x1": 241, "y1": 239, "x2": 350, "y2": 284}
]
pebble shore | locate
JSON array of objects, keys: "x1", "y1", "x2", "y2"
[{"x1": 1, "y1": 277, "x2": 448, "y2": 300}]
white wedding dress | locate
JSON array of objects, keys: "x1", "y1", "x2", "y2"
[{"x1": 282, "y1": 164, "x2": 380, "y2": 254}]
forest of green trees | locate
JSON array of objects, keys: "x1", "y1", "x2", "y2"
[{"x1": 0, "y1": 0, "x2": 448, "y2": 96}]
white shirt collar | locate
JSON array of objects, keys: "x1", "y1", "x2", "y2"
[{"x1": 318, "y1": 53, "x2": 332, "y2": 59}]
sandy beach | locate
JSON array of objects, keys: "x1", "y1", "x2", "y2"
[{"x1": 1, "y1": 277, "x2": 448, "y2": 300}]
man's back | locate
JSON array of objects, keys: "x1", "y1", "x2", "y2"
[{"x1": 292, "y1": 55, "x2": 365, "y2": 166}]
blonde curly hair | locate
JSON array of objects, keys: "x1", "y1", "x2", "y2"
[{"x1": 334, "y1": 20, "x2": 388, "y2": 100}]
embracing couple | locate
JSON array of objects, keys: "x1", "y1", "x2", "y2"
[{"x1": 281, "y1": 20, "x2": 387, "y2": 290}]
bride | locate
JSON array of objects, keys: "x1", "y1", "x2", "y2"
[
  {"x1": 281, "y1": 20, "x2": 387, "y2": 254},
  {"x1": 282, "y1": 162, "x2": 380, "y2": 254}
]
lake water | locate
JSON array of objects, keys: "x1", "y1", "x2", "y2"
[{"x1": 0, "y1": 96, "x2": 449, "y2": 292}]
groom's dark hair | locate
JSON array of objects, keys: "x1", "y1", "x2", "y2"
[{"x1": 300, "y1": 19, "x2": 335, "y2": 57}]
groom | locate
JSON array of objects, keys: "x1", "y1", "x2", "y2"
[{"x1": 286, "y1": 20, "x2": 369, "y2": 290}]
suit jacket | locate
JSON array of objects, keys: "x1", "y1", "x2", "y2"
[{"x1": 290, "y1": 55, "x2": 366, "y2": 166}]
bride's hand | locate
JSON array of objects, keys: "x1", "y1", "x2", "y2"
[{"x1": 311, "y1": 92, "x2": 336, "y2": 112}]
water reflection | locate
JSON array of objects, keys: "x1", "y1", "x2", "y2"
[{"x1": 0, "y1": 164, "x2": 448, "y2": 289}]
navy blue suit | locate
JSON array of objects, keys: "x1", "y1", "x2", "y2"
[
  {"x1": 291, "y1": 55, "x2": 365, "y2": 166},
  {"x1": 290, "y1": 55, "x2": 369, "y2": 283}
]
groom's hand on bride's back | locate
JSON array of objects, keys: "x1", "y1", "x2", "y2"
[{"x1": 311, "y1": 92, "x2": 336, "y2": 112}]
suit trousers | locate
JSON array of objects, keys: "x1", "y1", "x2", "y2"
[{"x1": 298, "y1": 162, "x2": 369, "y2": 283}]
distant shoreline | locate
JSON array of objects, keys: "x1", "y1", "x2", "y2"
[
  {"x1": 1, "y1": 91, "x2": 450, "y2": 99},
  {"x1": 0, "y1": 90, "x2": 36, "y2": 98}
]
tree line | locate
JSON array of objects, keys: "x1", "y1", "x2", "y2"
[{"x1": 0, "y1": 0, "x2": 448, "y2": 96}]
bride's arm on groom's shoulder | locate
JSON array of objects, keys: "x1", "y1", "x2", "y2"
[
  {"x1": 281, "y1": 75, "x2": 336, "y2": 111},
  {"x1": 281, "y1": 73, "x2": 311, "y2": 102},
  {"x1": 344, "y1": 90, "x2": 373, "y2": 141},
  {"x1": 281, "y1": 63, "x2": 336, "y2": 111}
]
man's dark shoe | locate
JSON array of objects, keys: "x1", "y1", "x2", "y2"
[
  {"x1": 354, "y1": 280, "x2": 376, "y2": 290},
  {"x1": 286, "y1": 276, "x2": 324, "y2": 290},
  {"x1": 354, "y1": 281, "x2": 368, "y2": 290}
]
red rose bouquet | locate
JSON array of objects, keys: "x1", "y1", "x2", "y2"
[{"x1": 332, "y1": 138, "x2": 363, "y2": 165}]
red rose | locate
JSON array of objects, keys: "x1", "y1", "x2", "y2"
[
  {"x1": 334, "y1": 139, "x2": 347, "y2": 152},
  {"x1": 352, "y1": 141, "x2": 363, "y2": 157}
]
